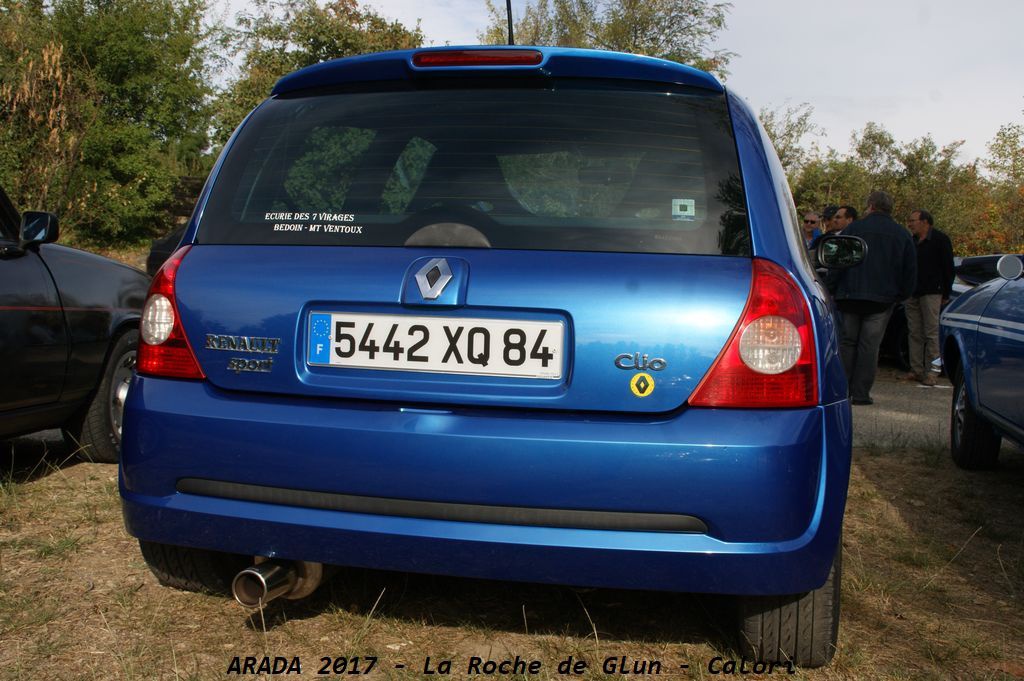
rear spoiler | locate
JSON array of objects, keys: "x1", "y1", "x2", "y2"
[{"x1": 272, "y1": 46, "x2": 724, "y2": 97}]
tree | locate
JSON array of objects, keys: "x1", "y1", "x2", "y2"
[
  {"x1": 758, "y1": 103, "x2": 821, "y2": 176},
  {"x1": 739, "y1": 98, "x2": 1022, "y2": 255},
  {"x1": 790, "y1": 153, "x2": 872, "y2": 216},
  {"x1": 479, "y1": 0, "x2": 734, "y2": 77},
  {"x1": 788, "y1": 120, "x2": 1008, "y2": 255},
  {"x1": 55, "y1": 0, "x2": 214, "y2": 242},
  {"x1": 53, "y1": 0, "x2": 211, "y2": 148},
  {"x1": 213, "y1": 0, "x2": 424, "y2": 144},
  {"x1": 0, "y1": 0, "x2": 216, "y2": 244},
  {"x1": 986, "y1": 120, "x2": 1024, "y2": 187},
  {"x1": 0, "y1": 1, "x2": 98, "y2": 220},
  {"x1": 985, "y1": 119, "x2": 1024, "y2": 251}
]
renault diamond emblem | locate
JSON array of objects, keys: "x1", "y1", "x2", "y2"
[
  {"x1": 630, "y1": 372, "x2": 655, "y2": 397},
  {"x1": 415, "y1": 258, "x2": 453, "y2": 300}
]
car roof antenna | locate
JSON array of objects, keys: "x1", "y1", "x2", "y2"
[{"x1": 506, "y1": 0, "x2": 515, "y2": 45}]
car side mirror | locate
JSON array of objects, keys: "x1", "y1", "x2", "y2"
[
  {"x1": 996, "y1": 254, "x2": 1023, "y2": 280},
  {"x1": 19, "y1": 211, "x2": 59, "y2": 247},
  {"x1": 815, "y1": 234, "x2": 866, "y2": 269}
]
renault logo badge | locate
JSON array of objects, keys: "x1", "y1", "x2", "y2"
[
  {"x1": 630, "y1": 372, "x2": 655, "y2": 397},
  {"x1": 415, "y1": 257, "x2": 453, "y2": 300}
]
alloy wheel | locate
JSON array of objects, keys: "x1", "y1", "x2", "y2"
[{"x1": 109, "y1": 350, "x2": 137, "y2": 441}]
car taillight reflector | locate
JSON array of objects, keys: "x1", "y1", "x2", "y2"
[
  {"x1": 412, "y1": 49, "x2": 543, "y2": 67},
  {"x1": 739, "y1": 315, "x2": 801, "y2": 374},
  {"x1": 689, "y1": 259, "x2": 817, "y2": 408},
  {"x1": 141, "y1": 294, "x2": 174, "y2": 345},
  {"x1": 137, "y1": 245, "x2": 205, "y2": 380}
]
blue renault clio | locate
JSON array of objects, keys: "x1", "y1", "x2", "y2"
[{"x1": 121, "y1": 47, "x2": 862, "y2": 667}]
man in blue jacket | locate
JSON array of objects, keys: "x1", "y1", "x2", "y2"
[{"x1": 833, "y1": 191, "x2": 917, "y2": 405}]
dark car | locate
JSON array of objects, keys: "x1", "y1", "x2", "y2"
[
  {"x1": 940, "y1": 254, "x2": 1024, "y2": 468},
  {"x1": 146, "y1": 226, "x2": 185, "y2": 276},
  {"x1": 0, "y1": 186, "x2": 149, "y2": 462},
  {"x1": 121, "y1": 47, "x2": 867, "y2": 667},
  {"x1": 955, "y1": 253, "x2": 1024, "y2": 287},
  {"x1": 880, "y1": 255, "x2": 1020, "y2": 371},
  {"x1": 879, "y1": 301, "x2": 912, "y2": 370}
]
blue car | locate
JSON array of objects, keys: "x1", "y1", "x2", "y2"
[
  {"x1": 120, "y1": 47, "x2": 864, "y2": 667},
  {"x1": 941, "y1": 254, "x2": 1024, "y2": 469}
]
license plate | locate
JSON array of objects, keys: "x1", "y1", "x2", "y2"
[{"x1": 307, "y1": 312, "x2": 564, "y2": 379}]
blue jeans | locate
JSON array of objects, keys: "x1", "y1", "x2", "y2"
[{"x1": 839, "y1": 305, "x2": 893, "y2": 401}]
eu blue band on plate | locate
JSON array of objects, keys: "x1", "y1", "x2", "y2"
[{"x1": 309, "y1": 313, "x2": 332, "y2": 364}]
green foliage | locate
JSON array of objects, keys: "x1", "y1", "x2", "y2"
[
  {"x1": 758, "y1": 102, "x2": 820, "y2": 175},
  {"x1": 479, "y1": 0, "x2": 734, "y2": 77},
  {"x1": 497, "y1": 151, "x2": 641, "y2": 217},
  {"x1": 986, "y1": 121, "x2": 1024, "y2": 186},
  {"x1": 0, "y1": 0, "x2": 214, "y2": 245},
  {"x1": 213, "y1": 0, "x2": 424, "y2": 145},
  {"x1": 74, "y1": 118, "x2": 179, "y2": 242},
  {"x1": 283, "y1": 126, "x2": 376, "y2": 209},
  {"x1": 52, "y1": 0, "x2": 211, "y2": 146},
  {"x1": 761, "y1": 104, "x2": 1024, "y2": 256},
  {"x1": 985, "y1": 121, "x2": 1024, "y2": 250},
  {"x1": 0, "y1": 1, "x2": 97, "y2": 222},
  {"x1": 380, "y1": 137, "x2": 436, "y2": 214}
]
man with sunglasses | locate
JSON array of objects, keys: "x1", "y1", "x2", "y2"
[{"x1": 802, "y1": 211, "x2": 822, "y2": 248}]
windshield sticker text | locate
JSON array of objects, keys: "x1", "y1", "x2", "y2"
[{"x1": 264, "y1": 211, "x2": 362, "y2": 234}]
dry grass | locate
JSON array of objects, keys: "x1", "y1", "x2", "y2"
[{"x1": 2, "y1": 417, "x2": 1023, "y2": 679}]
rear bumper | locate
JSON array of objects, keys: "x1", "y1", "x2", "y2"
[{"x1": 120, "y1": 377, "x2": 851, "y2": 595}]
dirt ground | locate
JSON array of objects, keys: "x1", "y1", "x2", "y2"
[{"x1": 1, "y1": 369, "x2": 1023, "y2": 680}]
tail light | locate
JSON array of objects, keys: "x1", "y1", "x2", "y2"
[
  {"x1": 689, "y1": 258, "x2": 816, "y2": 408},
  {"x1": 137, "y1": 245, "x2": 205, "y2": 379}
]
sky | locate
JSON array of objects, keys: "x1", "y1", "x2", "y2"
[{"x1": 359, "y1": 0, "x2": 1024, "y2": 163}]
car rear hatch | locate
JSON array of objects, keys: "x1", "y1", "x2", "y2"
[{"x1": 175, "y1": 50, "x2": 754, "y2": 414}]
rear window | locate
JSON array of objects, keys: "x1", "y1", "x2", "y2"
[{"x1": 200, "y1": 80, "x2": 750, "y2": 255}]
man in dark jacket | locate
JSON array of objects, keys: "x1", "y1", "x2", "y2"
[
  {"x1": 905, "y1": 209, "x2": 954, "y2": 385},
  {"x1": 829, "y1": 205, "x2": 858, "y2": 234},
  {"x1": 833, "y1": 191, "x2": 917, "y2": 405}
]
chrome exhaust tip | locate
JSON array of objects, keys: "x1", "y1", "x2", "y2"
[
  {"x1": 232, "y1": 560, "x2": 296, "y2": 607},
  {"x1": 231, "y1": 560, "x2": 326, "y2": 608}
]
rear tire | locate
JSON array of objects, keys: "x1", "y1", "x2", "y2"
[
  {"x1": 735, "y1": 544, "x2": 841, "y2": 668},
  {"x1": 139, "y1": 540, "x2": 250, "y2": 595},
  {"x1": 64, "y1": 330, "x2": 138, "y2": 463},
  {"x1": 950, "y1": 366, "x2": 1001, "y2": 469}
]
